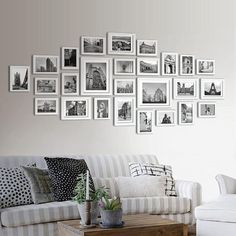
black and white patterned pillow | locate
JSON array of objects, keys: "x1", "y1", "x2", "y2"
[{"x1": 129, "y1": 162, "x2": 177, "y2": 196}]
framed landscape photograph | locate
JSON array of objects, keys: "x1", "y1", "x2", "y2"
[
  {"x1": 80, "y1": 57, "x2": 112, "y2": 95},
  {"x1": 114, "y1": 97, "x2": 136, "y2": 126},
  {"x1": 114, "y1": 58, "x2": 136, "y2": 75},
  {"x1": 94, "y1": 98, "x2": 111, "y2": 120},
  {"x1": 178, "y1": 102, "x2": 194, "y2": 125},
  {"x1": 61, "y1": 97, "x2": 92, "y2": 120},
  {"x1": 35, "y1": 78, "x2": 58, "y2": 95},
  {"x1": 196, "y1": 59, "x2": 215, "y2": 75},
  {"x1": 61, "y1": 47, "x2": 79, "y2": 70},
  {"x1": 33, "y1": 55, "x2": 59, "y2": 74},
  {"x1": 61, "y1": 73, "x2": 79, "y2": 96},
  {"x1": 137, "y1": 40, "x2": 157, "y2": 56},
  {"x1": 198, "y1": 102, "x2": 216, "y2": 118},
  {"x1": 137, "y1": 58, "x2": 160, "y2": 75},
  {"x1": 161, "y1": 52, "x2": 178, "y2": 76},
  {"x1": 114, "y1": 78, "x2": 136, "y2": 96},
  {"x1": 137, "y1": 110, "x2": 154, "y2": 134},
  {"x1": 81, "y1": 36, "x2": 106, "y2": 55},
  {"x1": 156, "y1": 110, "x2": 176, "y2": 127},
  {"x1": 108, "y1": 32, "x2": 136, "y2": 55},
  {"x1": 35, "y1": 98, "x2": 59, "y2": 116},
  {"x1": 200, "y1": 79, "x2": 224, "y2": 99},
  {"x1": 9, "y1": 66, "x2": 30, "y2": 92},
  {"x1": 180, "y1": 55, "x2": 195, "y2": 75}
]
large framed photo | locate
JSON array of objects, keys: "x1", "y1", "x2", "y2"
[
  {"x1": 61, "y1": 47, "x2": 79, "y2": 70},
  {"x1": 35, "y1": 98, "x2": 59, "y2": 116},
  {"x1": 61, "y1": 73, "x2": 79, "y2": 96},
  {"x1": 9, "y1": 66, "x2": 30, "y2": 92},
  {"x1": 114, "y1": 97, "x2": 136, "y2": 126},
  {"x1": 81, "y1": 36, "x2": 106, "y2": 55},
  {"x1": 80, "y1": 57, "x2": 112, "y2": 95},
  {"x1": 114, "y1": 58, "x2": 135, "y2": 75},
  {"x1": 161, "y1": 53, "x2": 178, "y2": 76},
  {"x1": 137, "y1": 78, "x2": 171, "y2": 107},
  {"x1": 156, "y1": 110, "x2": 176, "y2": 127},
  {"x1": 35, "y1": 78, "x2": 58, "y2": 95},
  {"x1": 196, "y1": 59, "x2": 215, "y2": 75},
  {"x1": 178, "y1": 102, "x2": 194, "y2": 125},
  {"x1": 200, "y1": 79, "x2": 224, "y2": 99},
  {"x1": 137, "y1": 58, "x2": 160, "y2": 76},
  {"x1": 180, "y1": 55, "x2": 195, "y2": 75},
  {"x1": 137, "y1": 110, "x2": 154, "y2": 134},
  {"x1": 198, "y1": 102, "x2": 216, "y2": 118},
  {"x1": 108, "y1": 32, "x2": 136, "y2": 55},
  {"x1": 94, "y1": 98, "x2": 111, "y2": 120},
  {"x1": 33, "y1": 55, "x2": 59, "y2": 74},
  {"x1": 61, "y1": 97, "x2": 91, "y2": 120},
  {"x1": 114, "y1": 78, "x2": 136, "y2": 96},
  {"x1": 137, "y1": 40, "x2": 157, "y2": 56}
]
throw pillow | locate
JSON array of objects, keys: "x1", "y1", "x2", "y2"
[{"x1": 44, "y1": 157, "x2": 95, "y2": 201}]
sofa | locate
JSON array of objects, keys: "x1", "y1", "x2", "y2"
[{"x1": 0, "y1": 155, "x2": 202, "y2": 236}]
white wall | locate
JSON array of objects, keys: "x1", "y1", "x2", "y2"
[{"x1": 0, "y1": 0, "x2": 236, "y2": 201}]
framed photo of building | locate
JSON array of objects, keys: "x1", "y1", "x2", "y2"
[
  {"x1": 137, "y1": 40, "x2": 158, "y2": 56},
  {"x1": 178, "y1": 102, "x2": 194, "y2": 125},
  {"x1": 33, "y1": 55, "x2": 59, "y2": 74},
  {"x1": 35, "y1": 98, "x2": 59, "y2": 116},
  {"x1": 137, "y1": 58, "x2": 160, "y2": 75},
  {"x1": 137, "y1": 110, "x2": 154, "y2": 134},
  {"x1": 61, "y1": 97, "x2": 92, "y2": 120},
  {"x1": 198, "y1": 102, "x2": 216, "y2": 118},
  {"x1": 80, "y1": 57, "x2": 112, "y2": 95},
  {"x1": 9, "y1": 66, "x2": 30, "y2": 92},
  {"x1": 156, "y1": 110, "x2": 176, "y2": 127},
  {"x1": 196, "y1": 59, "x2": 215, "y2": 75},
  {"x1": 61, "y1": 47, "x2": 79, "y2": 70},
  {"x1": 94, "y1": 98, "x2": 111, "y2": 120},
  {"x1": 61, "y1": 73, "x2": 79, "y2": 95},
  {"x1": 114, "y1": 97, "x2": 136, "y2": 126},
  {"x1": 107, "y1": 32, "x2": 136, "y2": 55},
  {"x1": 161, "y1": 52, "x2": 178, "y2": 76},
  {"x1": 200, "y1": 79, "x2": 224, "y2": 99},
  {"x1": 35, "y1": 78, "x2": 58, "y2": 95},
  {"x1": 114, "y1": 78, "x2": 136, "y2": 96},
  {"x1": 81, "y1": 36, "x2": 106, "y2": 55},
  {"x1": 180, "y1": 55, "x2": 195, "y2": 75},
  {"x1": 114, "y1": 58, "x2": 136, "y2": 75}
]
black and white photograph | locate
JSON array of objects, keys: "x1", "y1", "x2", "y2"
[
  {"x1": 81, "y1": 36, "x2": 106, "y2": 55},
  {"x1": 9, "y1": 66, "x2": 30, "y2": 92},
  {"x1": 61, "y1": 73, "x2": 79, "y2": 95},
  {"x1": 94, "y1": 98, "x2": 111, "y2": 120},
  {"x1": 114, "y1": 58, "x2": 135, "y2": 75},
  {"x1": 161, "y1": 52, "x2": 178, "y2": 76},
  {"x1": 180, "y1": 55, "x2": 195, "y2": 75},
  {"x1": 33, "y1": 55, "x2": 59, "y2": 74},
  {"x1": 114, "y1": 78, "x2": 136, "y2": 96},
  {"x1": 137, "y1": 110, "x2": 154, "y2": 134},
  {"x1": 35, "y1": 78, "x2": 58, "y2": 95},
  {"x1": 137, "y1": 58, "x2": 160, "y2": 75},
  {"x1": 178, "y1": 102, "x2": 194, "y2": 125},
  {"x1": 156, "y1": 110, "x2": 176, "y2": 127},
  {"x1": 198, "y1": 102, "x2": 216, "y2": 118},
  {"x1": 35, "y1": 98, "x2": 58, "y2": 115},
  {"x1": 137, "y1": 40, "x2": 158, "y2": 56},
  {"x1": 201, "y1": 79, "x2": 224, "y2": 99},
  {"x1": 61, "y1": 47, "x2": 79, "y2": 70},
  {"x1": 196, "y1": 59, "x2": 215, "y2": 75}
]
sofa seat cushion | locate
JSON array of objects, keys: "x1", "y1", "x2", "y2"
[{"x1": 1, "y1": 201, "x2": 79, "y2": 227}]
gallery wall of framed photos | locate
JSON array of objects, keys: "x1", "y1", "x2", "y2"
[{"x1": 9, "y1": 32, "x2": 224, "y2": 134}]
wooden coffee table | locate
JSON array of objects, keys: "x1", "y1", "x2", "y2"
[{"x1": 58, "y1": 214, "x2": 188, "y2": 236}]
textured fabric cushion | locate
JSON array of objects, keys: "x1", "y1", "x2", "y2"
[
  {"x1": 45, "y1": 157, "x2": 95, "y2": 201},
  {"x1": 129, "y1": 162, "x2": 177, "y2": 196},
  {"x1": 21, "y1": 166, "x2": 54, "y2": 204}
]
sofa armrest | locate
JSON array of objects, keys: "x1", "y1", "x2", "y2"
[{"x1": 215, "y1": 174, "x2": 236, "y2": 194}]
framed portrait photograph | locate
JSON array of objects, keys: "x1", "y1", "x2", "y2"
[
  {"x1": 33, "y1": 55, "x2": 59, "y2": 74},
  {"x1": 156, "y1": 110, "x2": 176, "y2": 127},
  {"x1": 61, "y1": 47, "x2": 79, "y2": 70},
  {"x1": 61, "y1": 73, "x2": 79, "y2": 95},
  {"x1": 198, "y1": 102, "x2": 216, "y2": 118},
  {"x1": 161, "y1": 52, "x2": 178, "y2": 76},
  {"x1": 200, "y1": 79, "x2": 224, "y2": 99},
  {"x1": 137, "y1": 110, "x2": 154, "y2": 134},
  {"x1": 137, "y1": 40, "x2": 157, "y2": 56},
  {"x1": 137, "y1": 58, "x2": 160, "y2": 75},
  {"x1": 81, "y1": 36, "x2": 106, "y2": 55},
  {"x1": 35, "y1": 98, "x2": 59, "y2": 116},
  {"x1": 80, "y1": 57, "x2": 112, "y2": 95},
  {"x1": 61, "y1": 97, "x2": 92, "y2": 120},
  {"x1": 114, "y1": 78, "x2": 136, "y2": 96},
  {"x1": 107, "y1": 32, "x2": 136, "y2": 55},
  {"x1": 196, "y1": 59, "x2": 215, "y2": 75},
  {"x1": 9, "y1": 66, "x2": 30, "y2": 92},
  {"x1": 137, "y1": 78, "x2": 171, "y2": 107},
  {"x1": 94, "y1": 98, "x2": 111, "y2": 120},
  {"x1": 180, "y1": 55, "x2": 195, "y2": 75},
  {"x1": 114, "y1": 58, "x2": 136, "y2": 75},
  {"x1": 173, "y1": 78, "x2": 198, "y2": 100},
  {"x1": 35, "y1": 78, "x2": 58, "y2": 95},
  {"x1": 178, "y1": 102, "x2": 194, "y2": 125},
  {"x1": 114, "y1": 97, "x2": 136, "y2": 126}
]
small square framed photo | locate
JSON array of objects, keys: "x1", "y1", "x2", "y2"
[
  {"x1": 9, "y1": 66, "x2": 30, "y2": 92},
  {"x1": 137, "y1": 40, "x2": 158, "y2": 56},
  {"x1": 200, "y1": 79, "x2": 224, "y2": 99},
  {"x1": 180, "y1": 55, "x2": 195, "y2": 75},
  {"x1": 94, "y1": 98, "x2": 111, "y2": 120},
  {"x1": 114, "y1": 78, "x2": 136, "y2": 96},
  {"x1": 198, "y1": 102, "x2": 216, "y2": 118},
  {"x1": 114, "y1": 58, "x2": 136, "y2": 76},
  {"x1": 35, "y1": 98, "x2": 59, "y2": 116},
  {"x1": 161, "y1": 52, "x2": 178, "y2": 76},
  {"x1": 137, "y1": 110, "x2": 154, "y2": 134},
  {"x1": 108, "y1": 32, "x2": 136, "y2": 55},
  {"x1": 61, "y1": 97, "x2": 92, "y2": 120},
  {"x1": 114, "y1": 97, "x2": 136, "y2": 126},
  {"x1": 33, "y1": 55, "x2": 59, "y2": 74},
  {"x1": 61, "y1": 73, "x2": 79, "y2": 96},
  {"x1": 156, "y1": 110, "x2": 176, "y2": 127},
  {"x1": 35, "y1": 78, "x2": 58, "y2": 95},
  {"x1": 81, "y1": 36, "x2": 106, "y2": 55},
  {"x1": 137, "y1": 58, "x2": 160, "y2": 76},
  {"x1": 178, "y1": 102, "x2": 194, "y2": 125},
  {"x1": 61, "y1": 47, "x2": 79, "y2": 70},
  {"x1": 196, "y1": 59, "x2": 215, "y2": 75}
]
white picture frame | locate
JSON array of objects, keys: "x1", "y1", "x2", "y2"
[
  {"x1": 35, "y1": 98, "x2": 59, "y2": 116},
  {"x1": 35, "y1": 78, "x2": 58, "y2": 95},
  {"x1": 196, "y1": 59, "x2": 215, "y2": 75},
  {"x1": 61, "y1": 73, "x2": 79, "y2": 96},
  {"x1": 114, "y1": 78, "x2": 136, "y2": 96},
  {"x1": 200, "y1": 79, "x2": 224, "y2": 100},
  {"x1": 137, "y1": 110, "x2": 154, "y2": 134},
  {"x1": 180, "y1": 54, "x2": 195, "y2": 75},
  {"x1": 114, "y1": 58, "x2": 136, "y2": 76},
  {"x1": 178, "y1": 101, "x2": 195, "y2": 125},
  {"x1": 81, "y1": 36, "x2": 106, "y2": 55},
  {"x1": 137, "y1": 40, "x2": 158, "y2": 56},
  {"x1": 161, "y1": 52, "x2": 178, "y2": 76},
  {"x1": 198, "y1": 102, "x2": 216, "y2": 118},
  {"x1": 137, "y1": 58, "x2": 160, "y2": 76},
  {"x1": 94, "y1": 98, "x2": 111, "y2": 120},
  {"x1": 156, "y1": 110, "x2": 176, "y2": 127},
  {"x1": 61, "y1": 47, "x2": 79, "y2": 70}
]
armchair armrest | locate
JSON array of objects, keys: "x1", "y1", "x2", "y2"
[{"x1": 215, "y1": 174, "x2": 236, "y2": 194}]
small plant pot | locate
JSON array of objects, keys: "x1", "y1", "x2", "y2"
[
  {"x1": 78, "y1": 201, "x2": 99, "y2": 225},
  {"x1": 100, "y1": 208, "x2": 123, "y2": 227}
]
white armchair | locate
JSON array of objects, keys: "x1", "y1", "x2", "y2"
[{"x1": 215, "y1": 174, "x2": 236, "y2": 195}]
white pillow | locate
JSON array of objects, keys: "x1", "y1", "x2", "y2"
[{"x1": 116, "y1": 176, "x2": 166, "y2": 198}]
